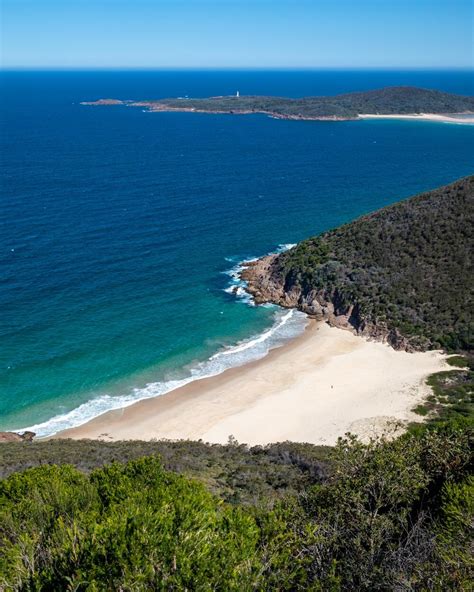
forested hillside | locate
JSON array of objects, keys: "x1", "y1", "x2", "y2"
[{"x1": 244, "y1": 176, "x2": 474, "y2": 351}]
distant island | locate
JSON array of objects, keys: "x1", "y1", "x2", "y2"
[
  {"x1": 242, "y1": 176, "x2": 474, "y2": 351},
  {"x1": 82, "y1": 86, "x2": 474, "y2": 122}
]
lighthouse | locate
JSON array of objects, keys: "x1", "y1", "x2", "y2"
[{"x1": 236, "y1": 90, "x2": 240, "y2": 98}]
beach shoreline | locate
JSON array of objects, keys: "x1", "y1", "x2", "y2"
[
  {"x1": 55, "y1": 321, "x2": 449, "y2": 445},
  {"x1": 358, "y1": 113, "x2": 474, "y2": 124}
]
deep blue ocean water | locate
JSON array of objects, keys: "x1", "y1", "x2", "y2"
[{"x1": 1, "y1": 70, "x2": 473, "y2": 435}]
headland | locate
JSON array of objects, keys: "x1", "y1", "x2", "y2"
[{"x1": 82, "y1": 86, "x2": 474, "y2": 122}]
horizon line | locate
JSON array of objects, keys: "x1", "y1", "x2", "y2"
[{"x1": 1, "y1": 66, "x2": 473, "y2": 72}]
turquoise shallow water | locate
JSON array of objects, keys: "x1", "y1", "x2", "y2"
[{"x1": 1, "y1": 70, "x2": 473, "y2": 435}]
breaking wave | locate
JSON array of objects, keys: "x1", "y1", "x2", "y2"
[
  {"x1": 18, "y1": 308, "x2": 307, "y2": 438},
  {"x1": 223, "y1": 243, "x2": 296, "y2": 305}
]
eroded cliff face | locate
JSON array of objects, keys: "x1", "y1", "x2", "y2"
[{"x1": 240, "y1": 255, "x2": 416, "y2": 351}]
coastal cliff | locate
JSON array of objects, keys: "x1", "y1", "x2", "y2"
[{"x1": 242, "y1": 176, "x2": 474, "y2": 352}]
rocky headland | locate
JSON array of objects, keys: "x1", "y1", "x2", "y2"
[{"x1": 241, "y1": 176, "x2": 474, "y2": 352}]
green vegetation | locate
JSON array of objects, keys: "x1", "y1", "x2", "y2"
[
  {"x1": 446, "y1": 355, "x2": 470, "y2": 368},
  {"x1": 413, "y1": 403, "x2": 430, "y2": 416},
  {"x1": 0, "y1": 439, "x2": 330, "y2": 505},
  {"x1": 1, "y1": 422, "x2": 472, "y2": 590},
  {"x1": 273, "y1": 176, "x2": 474, "y2": 351},
  {"x1": 139, "y1": 86, "x2": 474, "y2": 119},
  {"x1": 1, "y1": 459, "x2": 261, "y2": 590},
  {"x1": 417, "y1": 353, "x2": 474, "y2": 425}
]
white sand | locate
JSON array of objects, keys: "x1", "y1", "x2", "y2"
[
  {"x1": 57, "y1": 322, "x2": 448, "y2": 445},
  {"x1": 359, "y1": 113, "x2": 474, "y2": 124}
]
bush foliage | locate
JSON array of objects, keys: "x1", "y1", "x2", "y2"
[
  {"x1": 1, "y1": 422, "x2": 472, "y2": 590},
  {"x1": 0, "y1": 439, "x2": 330, "y2": 504}
]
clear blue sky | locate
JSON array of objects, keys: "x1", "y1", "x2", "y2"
[{"x1": 1, "y1": 0, "x2": 472, "y2": 69}]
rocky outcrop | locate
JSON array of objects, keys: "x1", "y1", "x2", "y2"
[
  {"x1": 80, "y1": 99, "x2": 125, "y2": 106},
  {"x1": 0, "y1": 431, "x2": 35, "y2": 443}
]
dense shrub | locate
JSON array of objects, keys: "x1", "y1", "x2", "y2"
[
  {"x1": 1, "y1": 458, "x2": 262, "y2": 590},
  {"x1": 0, "y1": 439, "x2": 330, "y2": 504},
  {"x1": 1, "y1": 423, "x2": 472, "y2": 590}
]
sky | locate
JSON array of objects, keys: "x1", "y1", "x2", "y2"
[{"x1": 1, "y1": 0, "x2": 473, "y2": 69}]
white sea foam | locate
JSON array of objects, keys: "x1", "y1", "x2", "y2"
[
  {"x1": 222, "y1": 243, "x2": 296, "y2": 306},
  {"x1": 223, "y1": 260, "x2": 255, "y2": 305},
  {"x1": 16, "y1": 307, "x2": 308, "y2": 438},
  {"x1": 210, "y1": 309, "x2": 299, "y2": 358},
  {"x1": 276, "y1": 243, "x2": 297, "y2": 252}
]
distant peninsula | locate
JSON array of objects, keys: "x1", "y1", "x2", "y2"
[{"x1": 82, "y1": 86, "x2": 474, "y2": 121}]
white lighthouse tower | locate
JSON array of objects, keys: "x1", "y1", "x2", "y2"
[{"x1": 236, "y1": 90, "x2": 240, "y2": 98}]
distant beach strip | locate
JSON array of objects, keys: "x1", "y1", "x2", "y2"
[{"x1": 358, "y1": 113, "x2": 474, "y2": 124}]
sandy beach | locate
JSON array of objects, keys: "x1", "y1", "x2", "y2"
[
  {"x1": 56, "y1": 322, "x2": 448, "y2": 445},
  {"x1": 358, "y1": 113, "x2": 474, "y2": 124}
]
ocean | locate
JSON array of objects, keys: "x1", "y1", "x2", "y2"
[{"x1": 1, "y1": 69, "x2": 473, "y2": 436}]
